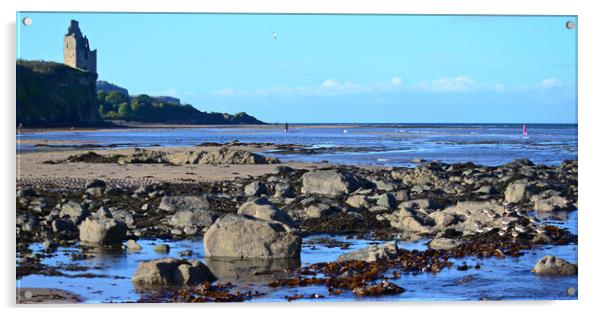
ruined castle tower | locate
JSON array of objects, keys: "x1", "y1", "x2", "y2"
[{"x1": 63, "y1": 20, "x2": 97, "y2": 73}]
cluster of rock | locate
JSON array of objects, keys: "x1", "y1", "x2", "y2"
[
  {"x1": 16, "y1": 158, "x2": 579, "y2": 287},
  {"x1": 65, "y1": 147, "x2": 280, "y2": 165}
]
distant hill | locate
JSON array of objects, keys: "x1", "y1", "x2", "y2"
[
  {"x1": 16, "y1": 60, "x2": 265, "y2": 127},
  {"x1": 17, "y1": 60, "x2": 104, "y2": 127},
  {"x1": 97, "y1": 92, "x2": 264, "y2": 125},
  {"x1": 96, "y1": 80, "x2": 129, "y2": 97}
]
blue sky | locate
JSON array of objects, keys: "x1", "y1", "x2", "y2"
[{"x1": 17, "y1": 12, "x2": 577, "y2": 123}]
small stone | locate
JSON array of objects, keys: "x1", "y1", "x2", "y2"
[
  {"x1": 179, "y1": 250, "x2": 193, "y2": 257},
  {"x1": 153, "y1": 244, "x2": 170, "y2": 253},
  {"x1": 127, "y1": 239, "x2": 143, "y2": 252}
]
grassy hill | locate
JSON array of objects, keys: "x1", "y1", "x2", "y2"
[{"x1": 17, "y1": 60, "x2": 103, "y2": 127}]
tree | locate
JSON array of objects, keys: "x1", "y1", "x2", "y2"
[
  {"x1": 105, "y1": 91, "x2": 128, "y2": 106},
  {"x1": 117, "y1": 102, "x2": 132, "y2": 117},
  {"x1": 97, "y1": 91, "x2": 107, "y2": 102},
  {"x1": 99, "y1": 103, "x2": 112, "y2": 114}
]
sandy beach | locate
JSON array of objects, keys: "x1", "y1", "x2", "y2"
[{"x1": 17, "y1": 144, "x2": 327, "y2": 187}]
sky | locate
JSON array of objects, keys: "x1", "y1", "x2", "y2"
[{"x1": 17, "y1": 12, "x2": 577, "y2": 123}]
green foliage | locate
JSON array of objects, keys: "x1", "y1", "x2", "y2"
[
  {"x1": 96, "y1": 93, "x2": 264, "y2": 124},
  {"x1": 17, "y1": 60, "x2": 103, "y2": 127},
  {"x1": 105, "y1": 91, "x2": 128, "y2": 105},
  {"x1": 117, "y1": 102, "x2": 131, "y2": 116}
]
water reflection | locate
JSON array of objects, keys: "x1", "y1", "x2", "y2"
[{"x1": 204, "y1": 257, "x2": 300, "y2": 285}]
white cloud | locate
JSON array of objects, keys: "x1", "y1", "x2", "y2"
[
  {"x1": 391, "y1": 77, "x2": 403, "y2": 86},
  {"x1": 539, "y1": 77, "x2": 564, "y2": 88},
  {"x1": 213, "y1": 76, "x2": 565, "y2": 97},
  {"x1": 416, "y1": 76, "x2": 479, "y2": 92},
  {"x1": 321, "y1": 79, "x2": 341, "y2": 88}
]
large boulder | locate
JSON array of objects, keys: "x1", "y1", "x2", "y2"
[
  {"x1": 60, "y1": 201, "x2": 90, "y2": 224},
  {"x1": 532, "y1": 255, "x2": 577, "y2": 275},
  {"x1": 244, "y1": 181, "x2": 267, "y2": 196},
  {"x1": 237, "y1": 197, "x2": 297, "y2": 227},
  {"x1": 445, "y1": 200, "x2": 504, "y2": 216},
  {"x1": 429, "y1": 211, "x2": 458, "y2": 230},
  {"x1": 132, "y1": 258, "x2": 216, "y2": 288},
  {"x1": 399, "y1": 199, "x2": 438, "y2": 211},
  {"x1": 381, "y1": 208, "x2": 434, "y2": 234},
  {"x1": 79, "y1": 218, "x2": 127, "y2": 244},
  {"x1": 204, "y1": 214, "x2": 301, "y2": 259},
  {"x1": 534, "y1": 196, "x2": 570, "y2": 212},
  {"x1": 376, "y1": 193, "x2": 397, "y2": 209},
  {"x1": 302, "y1": 203, "x2": 337, "y2": 219},
  {"x1": 504, "y1": 179, "x2": 532, "y2": 203},
  {"x1": 111, "y1": 209, "x2": 135, "y2": 228},
  {"x1": 301, "y1": 169, "x2": 369, "y2": 197},
  {"x1": 159, "y1": 196, "x2": 211, "y2": 213},
  {"x1": 345, "y1": 195, "x2": 370, "y2": 209},
  {"x1": 338, "y1": 241, "x2": 398, "y2": 262},
  {"x1": 169, "y1": 209, "x2": 217, "y2": 230},
  {"x1": 273, "y1": 182, "x2": 295, "y2": 198}
]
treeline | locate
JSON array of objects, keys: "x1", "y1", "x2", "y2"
[{"x1": 97, "y1": 91, "x2": 264, "y2": 125}]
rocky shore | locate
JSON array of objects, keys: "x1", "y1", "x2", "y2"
[{"x1": 16, "y1": 145, "x2": 578, "y2": 302}]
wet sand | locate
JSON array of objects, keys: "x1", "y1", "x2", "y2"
[{"x1": 16, "y1": 145, "x2": 328, "y2": 187}]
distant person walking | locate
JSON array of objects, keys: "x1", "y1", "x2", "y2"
[
  {"x1": 522, "y1": 124, "x2": 528, "y2": 137},
  {"x1": 285, "y1": 122, "x2": 289, "y2": 133}
]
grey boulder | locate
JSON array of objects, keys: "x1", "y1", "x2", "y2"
[
  {"x1": 237, "y1": 197, "x2": 297, "y2": 227},
  {"x1": 301, "y1": 169, "x2": 369, "y2": 197},
  {"x1": 338, "y1": 241, "x2": 399, "y2": 262},
  {"x1": 204, "y1": 214, "x2": 301, "y2": 259},
  {"x1": 505, "y1": 179, "x2": 532, "y2": 203},
  {"x1": 532, "y1": 255, "x2": 577, "y2": 275},
  {"x1": 169, "y1": 209, "x2": 217, "y2": 229},
  {"x1": 159, "y1": 196, "x2": 211, "y2": 213},
  {"x1": 244, "y1": 181, "x2": 267, "y2": 196},
  {"x1": 132, "y1": 258, "x2": 216, "y2": 288},
  {"x1": 79, "y1": 218, "x2": 127, "y2": 244},
  {"x1": 60, "y1": 201, "x2": 90, "y2": 224}
]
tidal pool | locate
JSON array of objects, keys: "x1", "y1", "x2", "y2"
[{"x1": 17, "y1": 211, "x2": 577, "y2": 303}]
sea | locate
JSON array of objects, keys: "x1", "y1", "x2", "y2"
[{"x1": 17, "y1": 123, "x2": 578, "y2": 167}]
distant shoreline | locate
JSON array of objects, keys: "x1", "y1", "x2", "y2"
[{"x1": 17, "y1": 122, "x2": 577, "y2": 134}]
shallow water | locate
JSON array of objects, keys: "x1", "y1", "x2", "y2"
[
  {"x1": 17, "y1": 123, "x2": 577, "y2": 166},
  {"x1": 17, "y1": 211, "x2": 577, "y2": 303}
]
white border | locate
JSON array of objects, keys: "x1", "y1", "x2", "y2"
[{"x1": 2, "y1": 0, "x2": 601, "y2": 315}]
